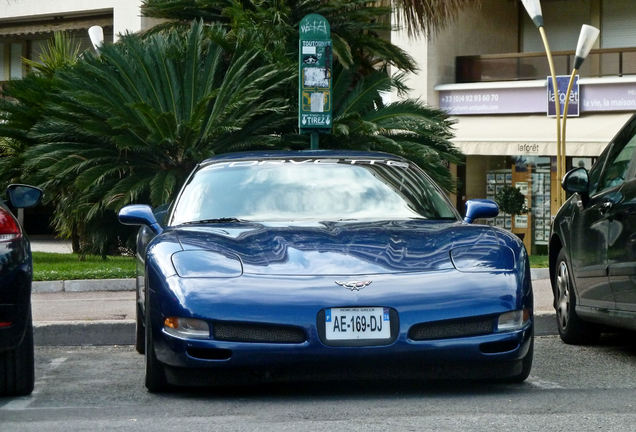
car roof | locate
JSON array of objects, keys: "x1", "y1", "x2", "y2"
[{"x1": 201, "y1": 150, "x2": 406, "y2": 165}]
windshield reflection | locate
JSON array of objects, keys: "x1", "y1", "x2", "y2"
[{"x1": 170, "y1": 160, "x2": 457, "y2": 225}]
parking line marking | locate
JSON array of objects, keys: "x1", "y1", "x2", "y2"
[
  {"x1": 1, "y1": 356, "x2": 69, "y2": 411},
  {"x1": 526, "y1": 376, "x2": 564, "y2": 389}
]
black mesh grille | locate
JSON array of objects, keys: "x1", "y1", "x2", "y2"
[
  {"x1": 213, "y1": 322, "x2": 307, "y2": 344},
  {"x1": 408, "y1": 316, "x2": 494, "y2": 341}
]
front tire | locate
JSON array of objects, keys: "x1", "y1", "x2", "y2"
[
  {"x1": 0, "y1": 313, "x2": 35, "y2": 396},
  {"x1": 507, "y1": 336, "x2": 533, "y2": 383},
  {"x1": 554, "y1": 249, "x2": 599, "y2": 344},
  {"x1": 135, "y1": 300, "x2": 145, "y2": 355}
]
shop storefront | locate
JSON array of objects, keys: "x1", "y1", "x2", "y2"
[
  {"x1": 463, "y1": 154, "x2": 593, "y2": 255},
  {"x1": 446, "y1": 112, "x2": 632, "y2": 254}
]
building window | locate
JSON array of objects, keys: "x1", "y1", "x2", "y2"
[
  {"x1": 521, "y1": 0, "x2": 591, "y2": 52},
  {"x1": 0, "y1": 43, "x2": 5, "y2": 81},
  {"x1": 0, "y1": 41, "x2": 25, "y2": 81},
  {"x1": 601, "y1": 0, "x2": 636, "y2": 49},
  {"x1": 10, "y1": 42, "x2": 24, "y2": 79}
]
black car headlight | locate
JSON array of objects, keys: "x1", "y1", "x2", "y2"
[
  {"x1": 171, "y1": 250, "x2": 243, "y2": 278},
  {"x1": 450, "y1": 245, "x2": 515, "y2": 272}
]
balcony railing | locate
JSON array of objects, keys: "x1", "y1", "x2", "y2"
[{"x1": 456, "y1": 47, "x2": 636, "y2": 83}]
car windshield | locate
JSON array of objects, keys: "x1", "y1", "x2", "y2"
[{"x1": 169, "y1": 158, "x2": 459, "y2": 225}]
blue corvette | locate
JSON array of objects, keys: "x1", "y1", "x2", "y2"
[{"x1": 119, "y1": 151, "x2": 533, "y2": 392}]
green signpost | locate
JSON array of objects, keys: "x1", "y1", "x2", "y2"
[{"x1": 298, "y1": 14, "x2": 332, "y2": 150}]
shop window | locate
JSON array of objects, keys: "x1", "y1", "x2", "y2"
[
  {"x1": 530, "y1": 158, "x2": 551, "y2": 248},
  {"x1": 483, "y1": 156, "x2": 551, "y2": 254},
  {"x1": 486, "y1": 169, "x2": 513, "y2": 230}
]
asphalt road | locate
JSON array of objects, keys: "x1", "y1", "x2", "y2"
[{"x1": 1, "y1": 335, "x2": 635, "y2": 431}]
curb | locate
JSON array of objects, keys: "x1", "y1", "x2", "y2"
[
  {"x1": 33, "y1": 278, "x2": 136, "y2": 294},
  {"x1": 34, "y1": 320, "x2": 135, "y2": 346},
  {"x1": 530, "y1": 268, "x2": 550, "y2": 280},
  {"x1": 534, "y1": 313, "x2": 557, "y2": 337}
]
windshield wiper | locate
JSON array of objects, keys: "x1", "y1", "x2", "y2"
[{"x1": 181, "y1": 218, "x2": 248, "y2": 225}]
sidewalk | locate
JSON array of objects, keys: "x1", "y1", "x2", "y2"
[
  {"x1": 31, "y1": 276, "x2": 557, "y2": 346},
  {"x1": 30, "y1": 235, "x2": 73, "y2": 254}
]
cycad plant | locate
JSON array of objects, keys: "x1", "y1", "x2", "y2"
[
  {"x1": 142, "y1": 0, "x2": 416, "y2": 73},
  {"x1": 23, "y1": 31, "x2": 82, "y2": 76},
  {"x1": 22, "y1": 21, "x2": 292, "y2": 254}
]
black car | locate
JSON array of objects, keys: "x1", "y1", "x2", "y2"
[
  {"x1": 0, "y1": 184, "x2": 42, "y2": 395},
  {"x1": 550, "y1": 114, "x2": 636, "y2": 344}
]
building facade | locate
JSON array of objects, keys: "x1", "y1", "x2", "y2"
[
  {"x1": 0, "y1": 0, "x2": 164, "y2": 84},
  {"x1": 393, "y1": 0, "x2": 636, "y2": 254}
]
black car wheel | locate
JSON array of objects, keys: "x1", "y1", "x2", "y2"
[
  {"x1": 145, "y1": 309, "x2": 168, "y2": 392},
  {"x1": 554, "y1": 249, "x2": 599, "y2": 344},
  {"x1": 0, "y1": 312, "x2": 35, "y2": 396}
]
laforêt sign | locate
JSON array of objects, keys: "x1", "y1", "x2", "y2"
[
  {"x1": 547, "y1": 75, "x2": 579, "y2": 117},
  {"x1": 298, "y1": 14, "x2": 332, "y2": 147}
]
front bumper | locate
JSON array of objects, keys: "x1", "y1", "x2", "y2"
[{"x1": 155, "y1": 324, "x2": 533, "y2": 385}]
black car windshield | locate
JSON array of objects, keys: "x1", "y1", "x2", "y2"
[{"x1": 170, "y1": 158, "x2": 459, "y2": 225}]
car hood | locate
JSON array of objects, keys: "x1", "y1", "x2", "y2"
[{"x1": 172, "y1": 220, "x2": 515, "y2": 276}]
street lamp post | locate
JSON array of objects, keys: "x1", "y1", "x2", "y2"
[
  {"x1": 88, "y1": 25, "x2": 104, "y2": 52},
  {"x1": 520, "y1": 0, "x2": 563, "y2": 206},
  {"x1": 561, "y1": 24, "x2": 599, "y2": 201}
]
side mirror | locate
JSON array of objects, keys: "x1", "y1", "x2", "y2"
[
  {"x1": 7, "y1": 184, "x2": 42, "y2": 208},
  {"x1": 118, "y1": 204, "x2": 163, "y2": 235},
  {"x1": 464, "y1": 199, "x2": 499, "y2": 224},
  {"x1": 562, "y1": 167, "x2": 589, "y2": 195}
]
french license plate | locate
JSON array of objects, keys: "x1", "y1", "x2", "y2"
[{"x1": 325, "y1": 307, "x2": 391, "y2": 340}]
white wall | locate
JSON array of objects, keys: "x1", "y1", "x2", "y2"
[
  {"x1": 390, "y1": 19, "x2": 427, "y2": 105},
  {"x1": 0, "y1": 0, "x2": 144, "y2": 39}
]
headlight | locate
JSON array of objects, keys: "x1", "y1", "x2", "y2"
[
  {"x1": 164, "y1": 317, "x2": 210, "y2": 339},
  {"x1": 497, "y1": 309, "x2": 531, "y2": 332},
  {"x1": 450, "y1": 245, "x2": 515, "y2": 272},
  {"x1": 171, "y1": 250, "x2": 242, "y2": 278}
]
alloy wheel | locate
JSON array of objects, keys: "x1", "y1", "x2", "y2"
[{"x1": 556, "y1": 260, "x2": 571, "y2": 330}]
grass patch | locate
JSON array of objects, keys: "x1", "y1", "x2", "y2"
[
  {"x1": 32, "y1": 252, "x2": 136, "y2": 281},
  {"x1": 529, "y1": 255, "x2": 548, "y2": 268}
]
